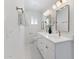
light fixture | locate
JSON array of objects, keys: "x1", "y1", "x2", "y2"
[
  {"x1": 16, "y1": 7, "x2": 24, "y2": 13},
  {"x1": 60, "y1": 0, "x2": 63, "y2": 3},
  {"x1": 56, "y1": 1, "x2": 62, "y2": 7},
  {"x1": 43, "y1": 10, "x2": 51, "y2": 16},
  {"x1": 62, "y1": 0, "x2": 68, "y2": 3},
  {"x1": 60, "y1": 0, "x2": 69, "y2": 3},
  {"x1": 52, "y1": 4, "x2": 57, "y2": 9}
]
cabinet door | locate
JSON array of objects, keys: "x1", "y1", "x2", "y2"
[
  {"x1": 56, "y1": 41, "x2": 73, "y2": 59},
  {"x1": 37, "y1": 37, "x2": 46, "y2": 50},
  {"x1": 37, "y1": 36, "x2": 55, "y2": 59},
  {"x1": 37, "y1": 38, "x2": 48, "y2": 59},
  {"x1": 45, "y1": 39, "x2": 55, "y2": 59},
  {"x1": 37, "y1": 39, "x2": 42, "y2": 50}
]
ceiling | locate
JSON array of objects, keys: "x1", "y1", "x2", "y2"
[{"x1": 24, "y1": 0, "x2": 57, "y2": 12}]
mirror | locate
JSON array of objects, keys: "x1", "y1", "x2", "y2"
[
  {"x1": 41, "y1": 15, "x2": 52, "y2": 33},
  {"x1": 56, "y1": 5, "x2": 70, "y2": 32}
]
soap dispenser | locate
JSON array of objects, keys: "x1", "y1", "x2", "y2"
[{"x1": 48, "y1": 25, "x2": 52, "y2": 34}]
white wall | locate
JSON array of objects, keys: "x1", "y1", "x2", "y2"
[
  {"x1": 69, "y1": 0, "x2": 74, "y2": 34},
  {"x1": 16, "y1": 0, "x2": 24, "y2": 8},
  {"x1": 24, "y1": 11, "x2": 42, "y2": 44},
  {"x1": 24, "y1": 11, "x2": 42, "y2": 32},
  {"x1": 4, "y1": 0, "x2": 24, "y2": 59}
]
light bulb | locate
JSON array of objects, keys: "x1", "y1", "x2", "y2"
[
  {"x1": 43, "y1": 10, "x2": 51, "y2": 16},
  {"x1": 62, "y1": 0, "x2": 68, "y2": 3},
  {"x1": 52, "y1": 5, "x2": 57, "y2": 9},
  {"x1": 56, "y1": 1, "x2": 62, "y2": 7}
]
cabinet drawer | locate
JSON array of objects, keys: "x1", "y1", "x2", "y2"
[{"x1": 41, "y1": 39, "x2": 55, "y2": 59}]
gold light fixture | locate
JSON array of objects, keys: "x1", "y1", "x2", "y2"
[
  {"x1": 56, "y1": 0, "x2": 62, "y2": 7},
  {"x1": 60, "y1": 0, "x2": 68, "y2": 3},
  {"x1": 60, "y1": 0, "x2": 62, "y2": 3},
  {"x1": 62, "y1": 0, "x2": 68, "y2": 3},
  {"x1": 56, "y1": 0, "x2": 69, "y2": 7}
]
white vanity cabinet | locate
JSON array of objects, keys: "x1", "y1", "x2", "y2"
[
  {"x1": 37, "y1": 37, "x2": 55, "y2": 59},
  {"x1": 36, "y1": 33, "x2": 73, "y2": 59}
]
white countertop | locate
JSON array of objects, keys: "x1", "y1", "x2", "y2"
[{"x1": 38, "y1": 32, "x2": 73, "y2": 43}]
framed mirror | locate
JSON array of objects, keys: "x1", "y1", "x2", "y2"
[{"x1": 56, "y1": 5, "x2": 70, "y2": 32}]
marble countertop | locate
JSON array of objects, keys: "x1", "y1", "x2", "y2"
[{"x1": 38, "y1": 32, "x2": 73, "y2": 43}]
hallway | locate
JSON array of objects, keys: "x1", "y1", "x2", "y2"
[{"x1": 19, "y1": 25, "x2": 43, "y2": 59}]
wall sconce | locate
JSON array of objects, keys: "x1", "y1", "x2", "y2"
[{"x1": 16, "y1": 6, "x2": 24, "y2": 13}]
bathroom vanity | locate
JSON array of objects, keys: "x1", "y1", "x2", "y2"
[{"x1": 36, "y1": 32, "x2": 73, "y2": 59}]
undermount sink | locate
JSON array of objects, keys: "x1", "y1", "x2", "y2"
[
  {"x1": 48, "y1": 33, "x2": 59, "y2": 37},
  {"x1": 38, "y1": 32, "x2": 73, "y2": 43}
]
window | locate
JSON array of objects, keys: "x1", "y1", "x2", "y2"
[{"x1": 31, "y1": 17, "x2": 38, "y2": 24}]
